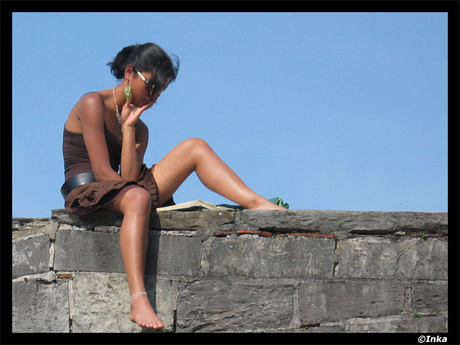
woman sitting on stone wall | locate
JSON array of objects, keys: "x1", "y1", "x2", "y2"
[{"x1": 61, "y1": 42, "x2": 286, "y2": 330}]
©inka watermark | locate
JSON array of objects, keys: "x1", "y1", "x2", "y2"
[{"x1": 418, "y1": 335, "x2": 448, "y2": 343}]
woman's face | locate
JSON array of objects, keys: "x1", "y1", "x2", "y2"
[{"x1": 131, "y1": 70, "x2": 159, "y2": 107}]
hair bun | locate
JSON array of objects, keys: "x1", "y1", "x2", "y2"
[{"x1": 107, "y1": 44, "x2": 139, "y2": 79}]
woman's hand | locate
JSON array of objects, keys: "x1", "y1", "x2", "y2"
[
  {"x1": 120, "y1": 94, "x2": 154, "y2": 129},
  {"x1": 119, "y1": 93, "x2": 152, "y2": 180}
]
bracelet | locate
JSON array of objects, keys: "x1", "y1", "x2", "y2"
[{"x1": 130, "y1": 291, "x2": 148, "y2": 303}]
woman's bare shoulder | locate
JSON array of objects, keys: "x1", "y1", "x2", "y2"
[
  {"x1": 78, "y1": 92, "x2": 105, "y2": 111},
  {"x1": 66, "y1": 92, "x2": 106, "y2": 133}
]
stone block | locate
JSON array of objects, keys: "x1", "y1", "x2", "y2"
[
  {"x1": 69, "y1": 272, "x2": 173, "y2": 332},
  {"x1": 55, "y1": 230, "x2": 201, "y2": 276},
  {"x1": 411, "y1": 281, "x2": 448, "y2": 315},
  {"x1": 237, "y1": 210, "x2": 447, "y2": 236},
  {"x1": 52, "y1": 209, "x2": 123, "y2": 228},
  {"x1": 12, "y1": 278, "x2": 69, "y2": 332},
  {"x1": 13, "y1": 235, "x2": 50, "y2": 278},
  {"x1": 153, "y1": 209, "x2": 236, "y2": 233},
  {"x1": 176, "y1": 279, "x2": 295, "y2": 332},
  {"x1": 334, "y1": 237, "x2": 447, "y2": 279},
  {"x1": 70, "y1": 272, "x2": 138, "y2": 332},
  {"x1": 298, "y1": 280, "x2": 406, "y2": 325},
  {"x1": 12, "y1": 218, "x2": 59, "y2": 240},
  {"x1": 153, "y1": 278, "x2": 175, "y2": 331},
  {"x1": 347, "y1": 315, "x2": 447, "y2": 333},
  {"x1": 54, "y1": 230, "x2": 124, "y2": 272},
  {"x1": 13, "y1": 217, "x2": 52, "y2": 231},
  {"x1": 149, "y1": 235, "x2": 202, "y2": 277},
  {"x1": 202, "y1": 237, "x2": 335, "y2": 278}
]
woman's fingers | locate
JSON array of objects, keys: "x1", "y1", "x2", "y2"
[{"x1": 121, "y1": 98, "x2": 153, "y2": 127}]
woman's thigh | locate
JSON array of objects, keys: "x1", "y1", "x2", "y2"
[{"x1": 151, "y1": 138, "x2": 208, "y2": 205}]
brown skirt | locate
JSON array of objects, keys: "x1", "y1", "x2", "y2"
[{"x1": 64, "y1": 164, "x2": 174, "y2": 216}]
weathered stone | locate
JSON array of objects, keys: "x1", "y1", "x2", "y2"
[
  {"x1": 13, "y1": 235, "x2": 50, "y2": 278},
  {"x1": 94, "y1": 225, "x2": 121, "y2": 233},
  {"x1": 52, "y1": 208, "x2": 123, "y2": 228},
  {"x1": 347, "y1": 315, "x2": 447, "y2": 333},
  {"x1": 52, "y1": 208, "x2": 235, "y2": 236},
  {"x1": 160, "y1": 230, "x2": 197, "y2": 237},
  {"x1": 202, "y1": 237, "x2": 335, "y2": 278},
  {"x1": 411, "y1": 281, "x2": 448, "y2": 315},
  {"x1": 57, "y1": 223, "x2": 87, "y2": 231},
  {"x1": 13, "y1": 217, "x2": 52, "y2": 231},
  {"x1": 334, "y1": 237, "x2": 447, "y2": 279},
  {"x1": 152, "y1": 278, "x2": 175, "y2": 331},
  {"x1": 12, "y1": 278, "x2": 69, "y2": 333},
  {"x1": 153, "y1": 209, "x2": 236, "y2": 241},
  {"x1": 299, "y1": 280, "x2": 406, "y2": 325},
  {"x1": 13, "y1": 209, "x2": 449, "y2": 334},
  {"x1": 54, "y1": 230, "x2": 124, "y2": 272},
  {"x1": 237, "y1": 210, "x2": 447, "y2": 236},
  {"x1": 54, "y1": 230, "x2": 201, "y2": 276},
  {"x1": 176, "y1": 279, "x2": 294, "y2": 332},
  {"x1": 303, "y1": 323, "x2": 347, "y2": 333},
  {"x1": 17, "y1": 271, "x2": 57, "y2": 283},
  {"x1": 12, "y1": 218, "x2": 59, "y2": 240},
  {"x1": 70, "y1": 272, "x2": 172, "y2": 332},
  {"x1": 154, "y1": 235, "x2": 202, "y2": 277},
  {"x1": 70, "y1": 272, "x2": 139, "y2": 332}
]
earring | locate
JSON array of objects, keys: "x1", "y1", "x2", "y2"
[{"x1": 124, "y1": 81, "x2": 132, "y2": 101}]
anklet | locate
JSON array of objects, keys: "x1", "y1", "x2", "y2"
[{"x1": 130, "y1": 291, "x2": 148, "y2": 303}]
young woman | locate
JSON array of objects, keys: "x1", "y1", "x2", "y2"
[{"x1": 61, "y1": 42, "x2": 287, "y2": 330}]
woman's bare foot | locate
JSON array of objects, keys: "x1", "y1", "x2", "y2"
[
  {"x1": 247, "y1": 198, "x2": 289, "y2": 210},
  {"x1": 130, "y1": 294, "x2": 164, "y2": 330}
]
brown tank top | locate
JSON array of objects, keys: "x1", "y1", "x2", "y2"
[{"x1": 63, "y1": 124, "x2": 122, "y2": 181}]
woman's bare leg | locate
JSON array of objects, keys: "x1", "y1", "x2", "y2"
[
  {"x1": 100, "y1": 138, "x2": 283, "y2": 329},
  {"x1": 152, "y1": 138, "x2": 287, "y2": 210},
  {"x1": 104, "y1": 185, "x2": 164, "y2": 330}
]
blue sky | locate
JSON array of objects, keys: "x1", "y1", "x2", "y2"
[{"x1": 12, "y1": 12, "x2": 448, "y2": 217}]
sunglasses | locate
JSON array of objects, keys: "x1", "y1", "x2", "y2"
[{"x1": 134, "y1": 68, "x2": 166, "y2": 99}]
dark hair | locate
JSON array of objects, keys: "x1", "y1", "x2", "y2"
[{"x1": 107, "y1": 43, "x2": 179, "y2": 97}]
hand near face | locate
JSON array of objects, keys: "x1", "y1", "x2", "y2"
[{"x1": 120, "y1": 93, "x2": 154, "y2": 129}]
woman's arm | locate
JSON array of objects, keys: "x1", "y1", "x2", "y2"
[
  {"x1": 120, "y1": 125, "x2": 139, "y2": 180},
  {"x1": 119, "y1": 96, "x2": 152, "y2": 180},
  {"x1": 119, "y1": 120, "x2": 148, "y2": 181},
  {"x1": 78, "y1": 93, "x2": 124, "y2": 182},
  {"x1": 135, "y1": 120, "x2": 149, "y2": 167}
]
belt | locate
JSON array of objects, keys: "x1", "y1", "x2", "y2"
[{"x1": 61, "y1": 172, "x2": 96, "y2": 199}]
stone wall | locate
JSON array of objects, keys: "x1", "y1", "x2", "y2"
[{"x1": 12, "y1": 209, "x2": 449, "y2": 333}]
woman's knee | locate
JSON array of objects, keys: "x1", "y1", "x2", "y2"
[
  {"x1": 118, "y1": 186, "x2": 152, "y2": 214},
  {"x1": 181, "y1": 137, "x2": 209, "y2": 149},
  {"x1": 179, "y1": 138, "x2": 212, "y2": 158}
]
